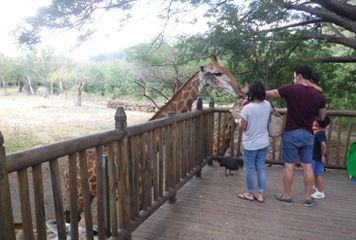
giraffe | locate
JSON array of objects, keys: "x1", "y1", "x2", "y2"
[
  {"x1": 62, "y1": 55, "x2": 245, "y2": 222},
  {"x1": 212, "y1": 98, "x2": 242, "y2": 156},
  {"x1": 150, "y1": 55, "x2": 244, "y2": 119}
]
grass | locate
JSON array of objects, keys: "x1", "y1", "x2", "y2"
[
  {"x1": 0, "y1": 88, "x2": 152, "y2": 153},
  {"x1": 2, "y1": 126, "x2": 45, "y2": 153}
]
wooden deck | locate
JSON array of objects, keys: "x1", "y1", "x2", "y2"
[{"x1": 132, "y1": 163, "x2": 356, "y2": 240}]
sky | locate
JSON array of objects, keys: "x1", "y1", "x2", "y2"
[{"x1": 0, "y1": 1, "x2": 212, "y2": 60}]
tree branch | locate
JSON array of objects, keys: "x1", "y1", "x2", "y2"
[
  {"x1": 262, "y1": 19, "x2": 325, "y2": 32},
  {"x1": 306, "y1": 56, "x2": 356, "y2": 63},
  {"x1": 296, "y1": 32, "x2": 356, "y2": 49},
  {"x1": 283, "y1": 2, "x2": 356, "y2": 34},
  {"x1": 311, "y1": 0, "x2": 356, "y2": 22}
]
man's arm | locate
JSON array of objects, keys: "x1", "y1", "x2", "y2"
[
  {"x1": 303, "y1": 80, "x2": 323, "y2": 92},
  {"x1": 266, "y1": 89, "x2": 280, "y2": 99},
  {"x1": 320, "y1": 141, "x2": 327, "y2": 163}
]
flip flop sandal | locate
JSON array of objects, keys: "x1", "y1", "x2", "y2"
[
  {"x1": 254, "y1": 195, "x2": 264, "y2": 203},
  {"x1": 238, "y1": 192, "x2": 254, "y2": 201}
]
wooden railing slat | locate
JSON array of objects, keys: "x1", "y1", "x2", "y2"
[
  {"x1": 78, "y1": 151, "x2": 94, "y2": 240},
  {"x1": 158, "y1": 128, "x2": 164, "y2": 197},
  {"x1": 326, "y1": 117, "x2": 334, "y2": 164},
  {"x1": 152, "y1": 129, "x2": 159, "y2": 201},
  {"x1": 32, "y1": 164, "x2": 47, "y2": 240},
  {"x1": 95, "y1": 146, "x2": 106, "y2": 240},
  {"x1": 108, "y1": 142, "x2": 118, "y2": 237},
  {"x1": 343, "y1": 122, "x2": 353, "y2": 165},
  {"x1": 128, "y1": 137, "x2": 137, "y2": 219},
  {"x1": 147, "y1": 131, "x2": 153, "y2": 208},
  {"x1": 0, "y1": 134, "x2": 15, "y2": 240},
  {"x1": 119, "y1": 135, "x2": 131, "y2": 228},
  {"x1": 336, "y1": 118, "x2": 342, "y2": 165},
  {"x1": 68, "y1": 153, "x2": 79, "y2": 240},
  {"x1": 17, "y1": 169, "x2": 34, "y2": 240},
  {"x1": 49, "y1": 159, "x2": 66, "y2": 240}
]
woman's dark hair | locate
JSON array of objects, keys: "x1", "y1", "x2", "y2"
[{"x1": 247, "y1": 80, "x2": 266, "y2": 101}]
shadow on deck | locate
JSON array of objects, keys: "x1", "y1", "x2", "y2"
[{"x1": 132, "y1": 163, "x2": 356, "y2": 240}]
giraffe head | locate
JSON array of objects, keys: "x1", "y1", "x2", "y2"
[{"x1": 199, "y1": 55, "x2": 245, "y2": 98}]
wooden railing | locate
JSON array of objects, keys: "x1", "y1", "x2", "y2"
[
  {"x1": 1, "y1": 100, "x2": 355, "y2": 240},
  {"x1": 213, "y1": 108, "x2": 356, "y2": 169},
  {"x1": 0, "y1": 99, "x2": 214, "y2": 240}
]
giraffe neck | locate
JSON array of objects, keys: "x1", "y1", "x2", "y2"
[{"x1": 150, "y1": 71, "x2": 204, "y2": 120}]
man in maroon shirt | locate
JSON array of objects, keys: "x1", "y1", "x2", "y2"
[{"x1": 266, "y1": 66, "x2": 326, "y2": 207}]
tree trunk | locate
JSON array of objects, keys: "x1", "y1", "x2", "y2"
[
  {"x1": 18, "y1": 81, "x2": 24, "y2": 92},
  {"x1": 24, "y1": 70, "x2": 34, "y2": 95},
  {"x1": 59, "y1": 80, "x2": 63, "y2": 93},
  {"x1": 75, "y1": 80, "x2": 85, "y2": 106}
]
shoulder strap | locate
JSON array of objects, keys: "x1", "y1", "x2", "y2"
[{"x1": 268, "y1": 100, "x2": 276, "y2": 112}]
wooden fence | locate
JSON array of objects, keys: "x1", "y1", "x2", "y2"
[{"x1": 0, "y1": 100, "x2": 355, "y2": 240}]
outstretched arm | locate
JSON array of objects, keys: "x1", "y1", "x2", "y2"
[{"x1": 266, "y1": 89, "x2": 280, "y2": 99}]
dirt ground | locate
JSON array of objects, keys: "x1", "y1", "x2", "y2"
[
  {"x1": 0, "y1": 91, "x2": 153, "y2": 229},
  {"x1": 0, "y1": 91, "x2": 153, "y2": 150}
]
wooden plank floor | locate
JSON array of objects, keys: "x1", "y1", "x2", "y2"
[{"x1": 132, "y1": 163, "x2": 356, "y2": 240}]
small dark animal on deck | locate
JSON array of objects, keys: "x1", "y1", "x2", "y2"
[{"x1": 220, "y1": 158, "x2": 244, "y2": 176}]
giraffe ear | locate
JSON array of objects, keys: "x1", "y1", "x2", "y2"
[{"x1": 242, "y1": 82, "x2": 249, "y2": 94}]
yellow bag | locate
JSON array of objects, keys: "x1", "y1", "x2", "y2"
[{"x1": 268, "y1": 101, "x2": 284, "y2": 137}]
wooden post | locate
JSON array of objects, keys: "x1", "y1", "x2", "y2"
[
  {"x1": 195, "y1": 98, "x2": 203, "y2": 178},
  {"x1": 209, "y1": 98, "x2": 214, "y2": 109},
  {"x1": 0, "y1": 132, "x2": 16, "y2": 240},
  {"x1": 208, "y1": 98, "x2": 215, "y2": 165},
  {"x1": 115, "y1": 107, "x2": 127, "y2": 130},
  {"x1": 102, "y1": 155, "x2": 111, "y2": 237},
  {"x1": 115, "y1": 107, "x2": 132, "y2": 240},
  {"x1": 168, "y1": 111, "x2": 177, "y2": 204}
]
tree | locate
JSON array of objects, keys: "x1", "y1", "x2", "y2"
[
  {"x1": 0, "y1": 56, "x2": 25, "y2": 91},
  {"x1": 124, "y1": 41, "x2": 202, "y2": 105},
  {"x1": 13, "y1": 0, "x2": 356, "y2": 109},
  {"x1": 240, "y1": 0, "x2": 356, "y2": 62}
]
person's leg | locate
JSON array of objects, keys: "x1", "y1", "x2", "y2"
[
  {"x1": 312, "y1": 160, "x2": 317, "y2": 191},
  {"x1": 315, "y1": 176, "x2": 324, "y2": 192},
  {"x1": 283, "y1": 163, "x2": 294, "y2": 198},
  {"x1": 243, "y1": 148, "x2": 257, "y2": 193},
  {"x1": 280, "y1": 131, "x2": 298, "y2": 199},
  {"x1": 299, "y1": 130, "x2": 314, "y2": 200},
  {"x1": 301, "y1": 163, "x2": 314, "y2": 198},
  {"x1": 255, "y1": 146, "x2": 268, "y2": 193},
  {"x1": 313, "y1": 161, "x2": 324, "y2": 193}
]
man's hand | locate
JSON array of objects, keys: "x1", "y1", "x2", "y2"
[{"x1": 240, "y1": 98, "x2": 250, "y2": 108}]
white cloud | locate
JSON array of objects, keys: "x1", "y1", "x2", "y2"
[
  {"x1": 0, "y1": 0, "x2": 211, "y2": 60},
  {"x1": 0, "y1": 0, "x2": 49, "y2": 57}
]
